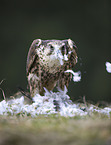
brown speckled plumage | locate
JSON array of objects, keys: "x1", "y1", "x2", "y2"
[{"x1": 26, "y1": 39, "x2": 78, "y2": 97}]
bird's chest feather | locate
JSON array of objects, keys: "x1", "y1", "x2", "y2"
[
  {"x1": 37, "y1": 49, "x2": 64, "y2": 73},
  {"x1": 39, "y1": 55, "x2": 63, "y2": 73}
]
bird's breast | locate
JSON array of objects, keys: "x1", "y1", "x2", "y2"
[{"x1": 39, "y1": 54, "x2": 63, "y2": 73}]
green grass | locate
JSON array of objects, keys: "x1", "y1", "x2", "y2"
[{"x1": 0, "y1": 115, "x2": 111, "y2": 145}]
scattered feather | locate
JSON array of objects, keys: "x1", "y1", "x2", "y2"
[
  {"x1": 106, "y1": 62, "x2": 111, "y2": 73},
  {"x1": 65, "y1": 70, "x2": 81, "y2": 82},
  {"x1": 0, "y1": 90, "x2": 111, "y2": 118}
]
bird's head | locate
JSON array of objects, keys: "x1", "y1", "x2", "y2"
[{"x1": 35, "y1": 39, "x2": 77, "y2": 67}]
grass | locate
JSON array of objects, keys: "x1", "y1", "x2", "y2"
[
  {"x1": 0, "y1": 115, "x2": 111, "y2": 145},
  {"x1": 0, "y1": 83, "x2": 111, "y2": 145}
]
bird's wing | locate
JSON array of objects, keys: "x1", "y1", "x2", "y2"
[
  {"x1": 58, "y1": 73, "x2": 72, "y2": 90},
  {"x1": 26, "y1": 39, "x2": 41, "y2": 75}
]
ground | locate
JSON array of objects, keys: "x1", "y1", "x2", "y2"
[
  {"x1": 0, "y1": 115, "x2": 111, "y2": 145},
  {"x1": 0, "y1": 82, "x2": 111, "y2": 145}
]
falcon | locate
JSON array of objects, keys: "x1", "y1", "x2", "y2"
[{"x1": 26, "y1": 39, "x2": 78, "y2": 97}]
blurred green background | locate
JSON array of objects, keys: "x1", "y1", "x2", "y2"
[{"x1": 0, "y1": 0, "x2": 111, "y2": 102}]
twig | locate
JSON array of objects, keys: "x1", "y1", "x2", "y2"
[
  {"x1": 0, "y1": 88, "x2": 6, "y2": 100},
  {"x1": 0, "y1": 79, "x2": 5, "y2": 85},
  {"x1": 18, "y1": 87, "x2": 33, "y2": 102},
  {"x1": 83, "y1": 96, "x2": 90, "y2": 116}
]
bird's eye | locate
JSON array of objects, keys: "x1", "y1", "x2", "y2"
[
  {"x1": 49, "y1": 45, "x2": 54, "y2": 49},
  {"x1": 50, "y1": 45, "x2": 54, "y2": 52},
  {"x1": 50, "y1": 45, "x2": 53, "y2": 48},
  {"x1": 47, "y1": 45, "x2": 54, "y2": 55},
  {"x1": 50, "y1": 45, "x2": 54, "y2": 51},
  {"x1": 61, "y1": 45, "x2": 65, "y2": 55},
  {"x1": 61, "y1": 45, "x2": 68, "y2": 55}
]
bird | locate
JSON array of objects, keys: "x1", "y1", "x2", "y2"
[{"x1": 26, "y1": 39, "x2": 78, "y2": 97}]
